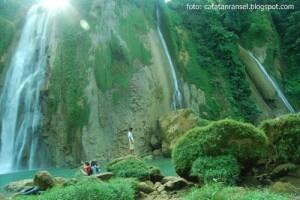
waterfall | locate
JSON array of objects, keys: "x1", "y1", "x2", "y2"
[
  {"x1": 156, "y1": 6, "x2": 183, "y2": 109},
  {"x1": 0, "y1": 4, "x2": 51, "y2": 174},
  {"x1": 248, "y1": 51, "x2": 295, "y2": 113}
]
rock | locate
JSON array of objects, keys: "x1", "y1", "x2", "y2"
[
  {"x1": 270, "y1": 181, "x2": 300, "y2": 195},
  {"x1": 0, "y1": 193, "x2": 7, "y2": 200},
  {"x1": 96, "y1": 172, "x2": 114, "y2": 181},
  {"x1": 139, "y1": 191, "x2": 148, "y2": 198},
  {"x1": 159, "y1": 109, "x2": 209, "y2": 157},
  {"x1": 143, "y1": 155, "x2": 154, "y2": 160},
  {"x1": 153, "y1": 149, "x2": 162, "y2": 157},
  {"x1": 154, "y1": 182, "x2": 162, "y2": 190},
  {"x1": 54, "y1": 177, "x2": 67, "y2": 185},
  {"x1": 137, "y1": 182, "x2": 155, "y2": 194},
  {"x1": 33, "y1": 171, "x2": 55, "y2": 190},
  {"x1": 149, "y1": 167, "x2": 164, "y2": 182},
  {"x1": 157, "y1": 184, "x2": 165, "y2": 193},
  {"x1": 150, "y1": 134, "x2": 161, "y2": 149},
  {"x1": 5, "y1": 179, "x2": 34, "y2": 192},
  {"x1": 271, "y1": 163, "x2": 297, "y2": 179},
  {"x1": 63, "y1": 178, "x2": 78, "y2": 187},
  {"x1": 289, "y1": 166, "x2": 300, "y2": 178},
  {"x1": 163, "y1": 176, "x2": 189, "y2": 191}
]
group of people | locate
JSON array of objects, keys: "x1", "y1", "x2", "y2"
[
  {"x1": 82, "y1": 160, "x2": 100, "y2": 176},
  {"x1": 81, "y1": 128, "x2": 135, "y2": 176}
]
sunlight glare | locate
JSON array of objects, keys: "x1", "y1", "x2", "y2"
[{"x1": 41, "y1": 0, "x2": 69, "y2": 11}]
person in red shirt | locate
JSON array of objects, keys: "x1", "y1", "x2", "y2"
[{"x1": 83, "y1": 161, "x2": 91, "y2": 176}]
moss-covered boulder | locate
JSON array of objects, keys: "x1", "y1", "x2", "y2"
[
  {"x1": 260, "y1": 114, "x2": 300, "y2": 163},
  {"x1": 158, "y1": 109, "x2": 210, "y2": 157},
  {"x1": 172, "y1": 119, "x2": 268, "y2": 178},
  {"x1": 106, "y1": 156, "x2": 162, "y2": 181},
  {"x1": 33, "y1": 171, "x2": 55, "y2": 190},
  {"x1": 191, "y1": 155, "x2": 240, "y2": 184}
]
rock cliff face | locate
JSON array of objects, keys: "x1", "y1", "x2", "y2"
[{"x1": 40, "y1": 0, "x2": 178, "y2": 166}]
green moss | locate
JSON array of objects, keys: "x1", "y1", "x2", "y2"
[
  {"x1": 185, "y1": 184, "x2": 290, "y2": 200},
  {"x1": 172, "y1": 119, "x2": 268, "y2": 178},
  {"x1": 47, "y1": 16, "x2": 89, "y2": 139},
  {"x1": 260, "y1": 113, "x2": 300, "y2": 163},
  {"x1": 106, "y1": 156, "x2": 161, "y2": 181},
  {"x1": 191, "y1": 155, "x2": 240, "y2": 185},
  {"x1": 0, "y1": 17, "x2": 15, "y2": 73},
  {"x1": 161, "y1": 0, "x2": 260, "y2": 122}
]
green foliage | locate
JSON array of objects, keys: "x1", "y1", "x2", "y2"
[
  {"x1": 0, "y1": 16, "x2": 14, "y2": 73},
  {"x1": 271, "y1": 2, "x2": 300, "y2": 109},
  {"x1": 191, "y1": 155, "x2": 240, "y2": 184},
  {"x1": 185, "y1": 184, "x2": 290, "y2": 200},
  {"x1": 172, "y1": 119, "x2": 268, "y2": 178},
  {"x1": 15, "y1": 179, "x2": 135, "y2": 200},
  {"x1": 260, "y1": 113, "x2": 300, "y2": 163},
  {"x1": 106, "y1": 156, "x2": 158, "y2": 180},
  {"x1": 0, "y1": 17, "x2": 14, "y2": 56},
  {"x1": 161, "y1": 0, "x2": 260, "y2": 122},
  {"x1": 0, "y1": 0, "x2": 24, "y2": 21},
  {"x1": 47, "y1": 15, "x2": 89, "y2": 139}
]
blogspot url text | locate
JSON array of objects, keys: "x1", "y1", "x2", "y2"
[{"x1": 186, "y1": 3, "x2": 295, "y2": 11}]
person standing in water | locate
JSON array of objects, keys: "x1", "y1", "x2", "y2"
[{"x1": 128, "y1": 128, "x2": 135, "y2": 154}]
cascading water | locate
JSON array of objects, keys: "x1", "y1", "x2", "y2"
[
  {"x1": 0, "y1": 4, "x2": 51, "y2": 174},
  {"x1": 248, "y1": 51, "x2": 295, "y2": 113},
  {"x1": 156, "y1": 6, "x2": 183, "y2": 109}
]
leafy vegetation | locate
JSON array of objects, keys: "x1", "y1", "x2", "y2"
[
  {"x1": 160, "y1": 0, "x2": 261, "y2": 122},
  {"x1": 106, "y1": 156, "x2": 160, "y2": 180},
  {"x1": 0, "y1": 17, "x2": 14, "y2": 73},
  {"x1": 191, "y1": 155, "x2": 240, "y2": 184},
  {"x1": 185, "y1": 184, "x2": 290, "y2": 200},
  {"x1": 271, "y1": 1, "x2": 300, "y2": 110},
  {"x1": 47, "y1": 14, "x2": 90, "y2": 141},
  {"x1": 172, "y1": 119, "x2": 268, "y2": 178},
  {"x1": 15, "y1": 179, "x2": 135, "y2": 200},
  {"x1": 260, "y1": 113, "x2": 300, "y2": 163}
]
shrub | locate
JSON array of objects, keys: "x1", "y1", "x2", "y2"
[
  {"x1": 191, "y1": 155, "x2": 240, "y2": 184},
  {"x1": 185, "y1": 184, "x2": 290, "y2": 200},
  {"x1": 15, "y1": 179, "x2": 135, "y2": 200},
  {"x1": 260, "y1": 114, "x2": 300, "y2": 163},
  {"x1": 172, "y1": 119, "x2": 268, "y2": 178},
  {"x1": 106, "y1": 156, "x2": 161, "y2": 180}
]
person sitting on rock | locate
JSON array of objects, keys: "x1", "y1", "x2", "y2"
[
  {"x1": 91, "y1": 160, "x2": 100, "y2": 174},
  {"x1": 82, "y1": 161, "x2": 91, "y2": 176}
]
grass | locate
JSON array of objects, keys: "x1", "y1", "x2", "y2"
[
  {"x1": 185, "y1": 184, "x2": 291, "y2": 200},
  {"x1": 15, "y1": 178, "x2": 135, "y2": 200}
]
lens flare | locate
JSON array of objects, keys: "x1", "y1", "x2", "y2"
[{"x1": 41, "y1": 0, "x2": 69, "y2": 11}]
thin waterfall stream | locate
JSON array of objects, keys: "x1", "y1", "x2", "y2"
[
  {"x1": 0, "y1": 4, "x2": 51, "y2": 174},
  {"x1": 156, "y1": 6, "x2": 183, "y2": 109},
  {"x1": 248, "y1": 51, "x2": 295, "y2": 113}
]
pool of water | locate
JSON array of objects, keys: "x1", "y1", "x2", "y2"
[
  {"x1": 0, "y1": 168, "x2": 77, "y2": 191},
  {"x1": 0, "y1": 158, "x2": 176, "y2": 194},
  {"x1": 146, "y1": 157, "x2": 176, "y2": 176}
]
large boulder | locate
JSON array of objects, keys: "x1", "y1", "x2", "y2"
[
  {"x1": 33, "y1": 171, "x2": 55, "y2": 190},
  {"x1": 173, "y1": 119, "x2": 268, "y2": 179},
  {"x1": 158, "y1": 109, "x2": 210, "y2": 157},
  {"x1": 162, "y1": 176, "x2": 189, "y2": 191},
  {"x1": 96, "y1": 172, "x2": 114, "y2": 181},
  {"x1": 270, "y1": 181, "x2": 300, "y2": 195},
  {"x1": 0, "y1": 194, "x2": 7, "y2": 200},
  {"x1": 5, "y1": 179, "x2": 34, "y2": 192},
  {"x1": 137, "y1": 181, "x2": 155, "y2": 194},
  {"x1": 106, "y1": 156, "x2": 162, "y2": 181},
  {"x1": 260, "y1": 114, "x2": 300, "y2": 163}
]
